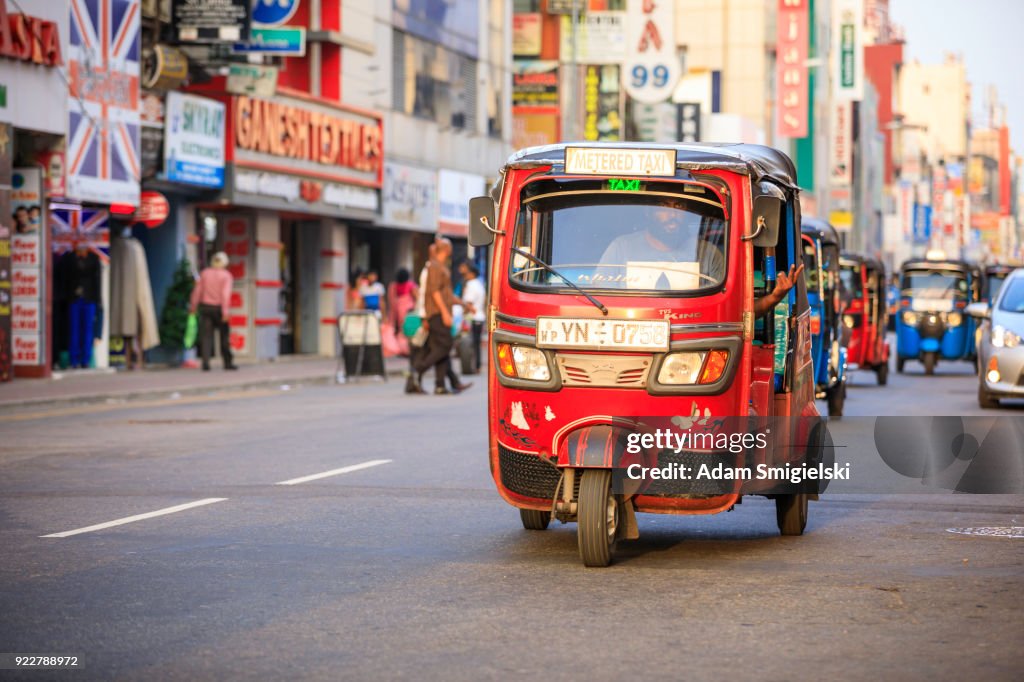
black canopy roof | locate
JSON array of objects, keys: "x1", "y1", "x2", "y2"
[
  {"x1": 502, "y1": 142, "x2": 799, "y2": 189},
  {"x1": 900, "y1": 259, "x2": 975, "y2": 274},
  {"x1": 801, "y1": 217, "x2": 842, "y2": 246}
]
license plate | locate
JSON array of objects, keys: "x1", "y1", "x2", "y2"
[{"x1": 536, "y1": 317, "x2": 670, "y2": 351}]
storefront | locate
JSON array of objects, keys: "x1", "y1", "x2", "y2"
[
  {"x1": 0, "y1": 0, "x2": 68, "y2": 380},
  {"x1": 192, "y1": 92, "x2": 383, "y2": 359}
]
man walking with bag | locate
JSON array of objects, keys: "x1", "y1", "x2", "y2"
[
  {"x1": 410, "y1": 238, "x2": 471, "y2": 395},
  {"x1": 190, "y1": 252, "x2": 237, "y2": 371}
]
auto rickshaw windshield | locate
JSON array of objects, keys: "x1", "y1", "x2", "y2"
[
  {"x1": 901, "y1": 270, "x2": 969, "y2": 301},
  {"x1": 509, "y1": 180, "x2": 728, "y2": 294}
]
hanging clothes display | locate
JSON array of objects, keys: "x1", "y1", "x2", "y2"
[{"x1": 109, "y1": 234, "x2": 160, "y2": 352}]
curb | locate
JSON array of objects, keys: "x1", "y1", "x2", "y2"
[{"x1": 0, "y1": 365, "x2": 408, "y2": 412}]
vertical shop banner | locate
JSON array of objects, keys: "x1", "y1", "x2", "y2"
[
  {"x1": 829, "y1": 101, "x2": 853, "y2": 187},
  {"x1": 582, "y1": 65, "x2": 622, "y2": 142},
  {"x1": 68, "y1": 0, "x2": 141, "y2": 206},
  {"x1": 832, "y1": 0, "x2": 864, "y2": 102},
  {"x1": 0, "y1": 123, "x2": 11, "y2": 381},
  {"x1": 164, "y1": 92, "x2": 226, "y2": 188},
  {"x1": 622, "y1": 0, "x2": 679, "y2": 104},
  {"x1": 11, "y1": 168, "x2": 46, "y2": 367},
  {"x1": 776, "y1": 0, "x2": 809, "y2": 138}
]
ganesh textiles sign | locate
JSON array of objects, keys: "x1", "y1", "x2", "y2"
[{"x1": 227, "y1": 95, "x2": 383, "y2": 218}]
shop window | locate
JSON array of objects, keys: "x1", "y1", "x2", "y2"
[{"x1": 393, "y1": 30, "x2": 477, "y2": 132}]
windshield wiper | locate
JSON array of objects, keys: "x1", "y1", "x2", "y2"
[{"x1": 511, "y1": 247, "x2": 608, "y2": 316}]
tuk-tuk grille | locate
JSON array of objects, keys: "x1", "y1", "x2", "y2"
[
  {"x1": 498, "y1": 445, "x2": 561, "y2": 500},
  {"x1": 642, "y1": 449, "x2": 742, "y2": 497}
]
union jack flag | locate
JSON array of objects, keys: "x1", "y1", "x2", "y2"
[
  {"x1": 50, "y1": 207, "x2": 111, "y2": 264},
  {"x1": 67, "y1": 0, "x2": 141, "y2": 205}
]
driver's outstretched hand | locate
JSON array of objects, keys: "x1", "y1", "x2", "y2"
[{"x1": 775, "y1": 263, "x2": 804, "y2": 296}]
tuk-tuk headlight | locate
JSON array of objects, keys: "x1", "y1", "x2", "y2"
[
  {"x1": 902, "y1": 311, "x2": 919, "y2": 326},
  {"x1": 843, "y1": 314, "x2": 855, "y2": 328},
  {"x1": 657, "y1": 352, "x2": 706, "y2": 385},
  {"x1": 945, "y1": 312, "x2": 963, "y2": 327},
  {"x1": 511, "y1": 345, "x2": 551, "y2": 381}
]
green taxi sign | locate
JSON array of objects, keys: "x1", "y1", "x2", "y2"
[{"x1": 607, "y1": 178, "x2": 642, "y2": 191}]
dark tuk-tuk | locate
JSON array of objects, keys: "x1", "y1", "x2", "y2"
[
  {"x1": 895, "y1": 259, "x2": 977, "y2": 374},
  {"x1": 801, "y1": 219, "x2": 847, "y2": 415},
  {"x1": 839, "y1": 253, "x2": 890, "y2": 383}
]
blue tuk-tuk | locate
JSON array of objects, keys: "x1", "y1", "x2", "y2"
[
  {"x1": 896, "y1": 259, "x2": 978, "y2": 374},
  {"x1": 801, "y1": 219, "x2": 847, "y2": 415}
]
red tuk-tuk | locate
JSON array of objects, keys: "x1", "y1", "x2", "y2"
[
  {"x1": 839, "y1": 253, "x2": 890, "y2": 383},
  {"x1": 469, "y1": 143, "x2": 823, "y2": 566}
]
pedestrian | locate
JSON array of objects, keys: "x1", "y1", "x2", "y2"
[
  {"x1": 190, "y1": 251, "x2": 237, "y2": 372},
  {"x1": 410, "y1": 238, "x2": 472, "y2": 395},
  {"x1": 388, "y1": 267, "x2": 418, "y2": 357},
  {"x1": 360, "y1": 270, "x2": 386, "y2": 317},
  {"x1": 458, "y1": 260, "x2": 486, "y2": 374},
  {"x1": 347, "y1": 268, "x2": 367, "y2": 311}
]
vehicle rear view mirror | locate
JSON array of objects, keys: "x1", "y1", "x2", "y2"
[
  {"x1": 469, "y1": 196, "x2": 498, "y2": 247},
  {"x1": 965, "y1": 302, "x2": 990, "y2": 319},
  {"x1": 748, "y1": 194, "x2": 782, "y2": 248}
]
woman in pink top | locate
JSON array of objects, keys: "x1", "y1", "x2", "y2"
[{"x1": 190, "y1": 252, "x2": 237, "y2": 371}]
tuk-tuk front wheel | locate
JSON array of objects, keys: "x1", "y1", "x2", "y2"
[
  {"x1": 897, "y1": 357, "x2": 905, "y2": 373},
  {"x1": 827, "y1": 383, "x2": 845, "y2": 418},
  {"x1": 578, "y1": 469, "x2": 618, "y2": 567},
  {"x1": 520, "y1": 508, "x2": 550, "y2": 530},
  {"x1": 776, "y1": 494, "x2": 809, "y2": 536},
  {"x1": 922, "y1": 351, "x2": 937, "y2": 376}
]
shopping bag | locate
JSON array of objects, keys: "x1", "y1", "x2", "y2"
[
  {"x1": 183, "y1": 313, "x2": 198, "y2": 349},
  {"x1": 402, "y1": 313, "x2": 422, "y2": 338}
]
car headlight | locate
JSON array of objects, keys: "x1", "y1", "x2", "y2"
[
  {"x1": 902, "y1": 311, "x2": 919, "y2": 326},
  {"x1": 657, "y1": 351, "x2": 706, "y2": 385},
  {"x1": 496, "y1": 344, "x2": 551, "y2": 381},
  {"x1": 992, "y1": 325, "x2": 1021, "y2": 349},
  {"x1": 945, "y1": 312, "x2": 962, "y2": 327}
]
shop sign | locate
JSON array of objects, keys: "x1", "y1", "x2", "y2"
[
  {"x1": 226, "y1": 63, "x2": 278, "y2": 98},
  {"x1": 622, "y1": 0, "x2": 679, "y2": 104},
  {"x1": 828, "y1": 100, "x2": 852, "y2": 187},
  {"x1": 140, "y1": 91, "x2": 164, "y2": 180},
  {"x1": 832, "y1": 0, "x2": 864, "y2": 102},
  {"x1": 438, "y1": 169, "x2": 485, "y2": 236},
  {"x1": 165, "y1": 92, "x2": 225, "y2": 188},
  {"x1": 173, "y1": 0, "x2": 250, "y2": 43},
  {"x1": 513, "y1": 14, "x2": 542, "y2": 57},
  {"x1": 35, "y1": 150, "x2": 66, "y2": 198},
  {"x1": 141, "y1": 44, "x2": 188, "y2": 91},
  {"x1": 512, "y1": 60, "x2": 559, "y2": 111},
  {"x1": 560, "y1": 12, "x2": 626, "y2": 65},
  {"x1": 234, "y1": 170, "x2": 379, "y2": 215},
  {"x1": 0, "y1": 0, "x2": 62, "y2": 66},
  {"x1": 775, "y1": 0, "x2": 809, "y2": 138},
  {"x1": 582, "y1": 65, "x2": 621, "y2": 142},
  {"x1": 137, "y1": 191, "x2": 169, "y2": 228},
  {"x1": 232, "y1": 95, "x2": 383, "y2": 187},
  {"x1": 11, "y1": 167, "x2": 45, "y2": 367},
  {"x1": 68, "y1": 0, "x2": 141, "y2": 205},
  {"x1": 231, "y1": 27, "x2": 306, "y2": 57},
  {"x1": 252, "y1": 0, "x2": 300, "y2": 26},
  {"x1": 383, "y1": 162, "x2": 437, "y2": 232}
]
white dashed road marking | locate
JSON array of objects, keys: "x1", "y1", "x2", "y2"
[
  {"x1": 40, "y1": 498, "x2": 229, "y2": 538},
  {"x1": 275, "y1": 459, "x2": 393, "y2": 486}
]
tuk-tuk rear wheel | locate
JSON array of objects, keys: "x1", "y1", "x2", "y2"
[
  {"x1": 827, "y1": 383, "x2": 845, "y2": 418},
  {"x1": 520, "y1": 508, "x2": 550, "y2": 530},
  {"x1": 897, "y1": 358, "x2": 905, "y2": 373},
  {"x1": 876, "y1": 362, "x2": 888, "y2": 386},
  {"x1": 776, "y1": 494, "x2": 809, "y2": 536},
  {"x1": 578, "y1": 469, "x2": 617, "y2": 567}
]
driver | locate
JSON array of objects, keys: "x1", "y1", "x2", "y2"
[{"x1": 599, "y1": 199, "x2": 801, "y2": 318}]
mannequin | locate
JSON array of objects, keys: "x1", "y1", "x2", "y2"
[
  {"x1": 109, "y1": 226, "x2": 160, "y2": 369},
  {"x1": 63, "y1": 243, "x2": 101, "y2": 368}
]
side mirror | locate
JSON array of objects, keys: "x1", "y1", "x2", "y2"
[
  {"x1": 468, "y1": 196, "x2": 498, "y2": 247},
  {"x1": 748, "y1": 194, "x2": 782, "y2": 248},
  {"x1": 965, "y1": 302, "x2": 990, "y2": 319}
]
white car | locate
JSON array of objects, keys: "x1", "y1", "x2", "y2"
[{"x1": 968, "y1": 268, "x2": 1024, "y2": 408}]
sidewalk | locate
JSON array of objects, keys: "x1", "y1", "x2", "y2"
[{"x1": 0, "y1": 355, "x2": 411, "y2": 410}]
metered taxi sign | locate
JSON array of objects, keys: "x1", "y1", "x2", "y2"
[{"x1": 565, "y1": 147, "x2": 677, "y2": 177}]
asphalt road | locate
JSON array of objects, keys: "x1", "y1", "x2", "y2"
[{"x1": 0, "y1": 359, "x2": 1022, "y2": 680}]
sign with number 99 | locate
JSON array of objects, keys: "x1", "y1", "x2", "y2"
[{"x1": 622, "y1": 0, "x2": 680, "y2": 104}]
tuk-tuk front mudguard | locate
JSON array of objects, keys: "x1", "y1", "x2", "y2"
[
  {"x1": 920, "y1": 338, "x2": 941, "y2": 353},
  {"x1": 556, "y1": 422, "x2": 651, "y2": 469}
]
